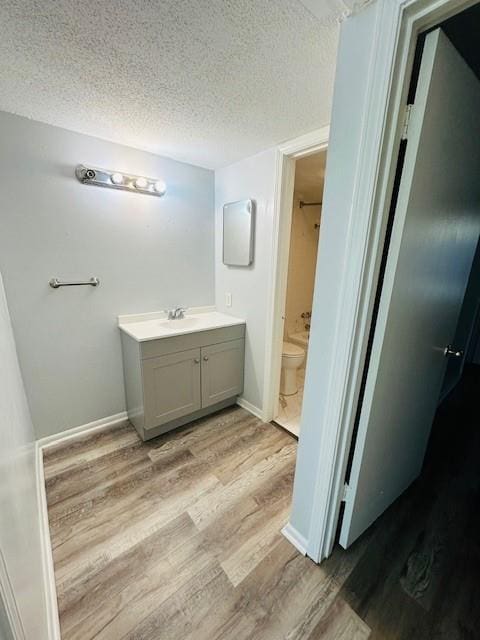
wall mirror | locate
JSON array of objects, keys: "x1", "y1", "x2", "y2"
[{"x1": 223, "y1": 199, "x2": 255, "y2": 266}]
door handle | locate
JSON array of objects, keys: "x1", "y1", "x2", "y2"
[
  {"x1": 194, "y1": 358, "x2": 200, "y2": 364},
  {"x1": 203, "y1": 356, "x2": 209, "y2": 361},
  {"x1": 444, "y1": 345, "x2": 464, "y2": 358}
]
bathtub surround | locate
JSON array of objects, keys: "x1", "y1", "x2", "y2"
[
  {"x1": 0, "y1": 272, "x2": 49, "y2": 639},
  {"x1": 0, "y1": 112, "x2": 215, "y2": 438},
  {"x1": 285, "y1": 198, "x2": 321, "y2": 337}
]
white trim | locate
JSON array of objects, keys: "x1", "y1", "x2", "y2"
[
  {"x1": 236, "y1": 397, "x2": 266, "y2": 422},
  {"x1": 35, "y1": 445, "x2": 61, "y2": 640},
  {"x1": 0, "y1": 549, "x2": 25, "y2": 640},
  {"x1": 281, "y1": 523, "x2": 308, "y2": 556},
  {"x1": 263, "y1": 127, "x2": 329, "y2": 424},
  {"x1": 305, "y1": 0, "x2": 477, "y2": 564},
  {"x1": 262, "y1": 151, "x2": 295, "y2": 423},
  {"x1": 278, "y1": 126, "x2": 330, "y2": 158},
  {"x1": 38, "y1": 411, "x2": 128, "y2": 450}
]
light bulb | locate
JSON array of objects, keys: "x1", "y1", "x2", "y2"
[
  {"x1": 154, "y1": 180, "x2": 166, "y2": 195},
  {"x1": 110, "y1": 172, "x2": 124, "y2": 185},
  {"x1": 135, "y1": 177, "x2": 148, "y2": 189}
]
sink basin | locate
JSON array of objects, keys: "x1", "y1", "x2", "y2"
[
  {"x1": 119, "y1": 310, "x2": 245, "y2": 342},
  {"x1": 156, "y1": 317, "x2": 201, "y2": 331}
]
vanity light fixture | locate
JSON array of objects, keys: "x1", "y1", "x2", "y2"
[
  {"x1": 110, "y1": 172, "x2": 124, "y2": 185},
  {"x1": 135, "y1": 177, "x2": 148, "y2": 189},
  {"x1": 154, "y1": 180, "x2": 167, "y2": 195},
  {"x1": 75, "y1": 165, "x2": 167, "y2": 197}
]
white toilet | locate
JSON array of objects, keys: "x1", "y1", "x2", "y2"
[{"x1": 280, "y1": 341, "x2": 305, "y2": 396}]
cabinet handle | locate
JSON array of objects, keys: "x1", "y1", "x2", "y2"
[
  {"x1": 203, "y1": 356, "x2": 209, "y2": 361},
  {"x1": 194, "y1": 358, "x2": 200, "y2": 363}
]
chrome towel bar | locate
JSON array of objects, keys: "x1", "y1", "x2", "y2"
[{"x1": 49, "y1": 277, "x2": 100, "y2": 289}]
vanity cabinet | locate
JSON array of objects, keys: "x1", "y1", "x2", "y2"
[
  {"x1": 120, "y1": 324, "x2": 245, "y2": 441},
  {"x1": 143, "y1": 348, "x2": 202, "y2": 427},
  {"x1": 201, "y1": 339, "x2": 244, "y2": 408}
]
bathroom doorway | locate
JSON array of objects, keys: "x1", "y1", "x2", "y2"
[{"x1": 273, "y1": 150, "x2": 327, "y2": 437}]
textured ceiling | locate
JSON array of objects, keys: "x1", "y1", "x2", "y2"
[
  {"x1": 294, "y1": 150, "x2": 327, "y2": 200},
  {"x1": 0, "y1": 1, "x2": 361, "y2": 169}
]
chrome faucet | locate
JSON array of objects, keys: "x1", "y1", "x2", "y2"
[{"x1": 166, "y1": 306, "x2": 187, "y2": 320}]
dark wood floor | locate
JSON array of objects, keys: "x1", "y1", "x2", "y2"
[
  {"x1": 44, "y1": 367, "x2": 480, "y2": 639},
  {"x1": 338, "y1": 364, "x2": 480, "y2": 639}
]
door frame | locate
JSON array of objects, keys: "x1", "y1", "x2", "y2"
[
  {"x1": 263, "y1": 127, "x2": 329, "y2": 424},
  {"x1": 291, "y1": 0, "x2": 478, "y2": 563}
]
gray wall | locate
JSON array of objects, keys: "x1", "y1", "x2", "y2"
[
  {"x1": 0, "y1": 593, "x2": 15, "y2": 640},
  {"x1": 0, "y1": 271, "x2": 48, "y2": 638},
  {"x1": 215, "y1": 148, "x2": 277, "y2": 413},
  {"x1": 0, "y1": 112, "x2": 215, "y2": 438}
]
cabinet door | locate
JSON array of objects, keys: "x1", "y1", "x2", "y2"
[
  {"x1": 143, "y1": 348, "x2": 201, "y2": 428},
  {"x1": 201, "y1": 339, "x2": 244, "y2": 408}
]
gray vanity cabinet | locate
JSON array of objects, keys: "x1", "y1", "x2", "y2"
[
  {"x1": 121, "y1": 323, "x2": 245, "y2": 441},
  {"x1": 143, "y1": 348, "x2": 201, "y2": 428},
  {"x1": 201, "y1": 339, "x2": 244, "y2": 408}
]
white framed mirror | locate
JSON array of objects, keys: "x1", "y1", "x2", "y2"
[{"x1": 223, "y1": 199, "x2": 255, "y2": 267}]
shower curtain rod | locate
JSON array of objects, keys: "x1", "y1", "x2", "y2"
[{"x1": 299, "y1": 200, "x2": 322, "y2": 208}]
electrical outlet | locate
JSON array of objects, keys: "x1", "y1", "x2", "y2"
[{"x1": 225, "y1": 292, "x2": 232, "y2": 307}]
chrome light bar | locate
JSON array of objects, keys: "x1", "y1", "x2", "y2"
[{"x1": 75, "y1": 165, "x2": 166, "y2": 197}]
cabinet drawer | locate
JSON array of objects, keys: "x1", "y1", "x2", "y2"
[
  {"x1": 142, "y1": 348, "x2": 201, "y2": 428},
  {"x1": 140, "y1": 325, "x2": 245, "y2": 360},
  {"x1": 201, "y1": 339, "x2": 245, "y2": 408}
]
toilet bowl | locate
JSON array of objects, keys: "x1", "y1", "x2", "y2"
[
  {"x1": 289, "y1": 330, "x2": 309, "y2": 367},
  {"x1": 280, "y1": 341, "x2": 305, "y2": 396}
]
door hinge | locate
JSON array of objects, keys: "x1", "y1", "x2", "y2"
[
  {"x1": 401, "y1": 104, "x2": 414, "y2": 140},
  {"x1": 342, "y1": 483, "x2": 350, "y2": 502}
]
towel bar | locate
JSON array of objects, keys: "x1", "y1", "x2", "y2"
[{"x1": 49, "y1": 277, "x2": 100, "y2": 289}]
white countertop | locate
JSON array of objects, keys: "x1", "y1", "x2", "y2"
[{"x1": 118, "y1": 308, "x2": 245, "y2": 342}]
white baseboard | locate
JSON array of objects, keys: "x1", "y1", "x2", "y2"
[
  {"x1": 35, "y1": 444, "x2": 61, "y2": 640},
  {"x1": 37, "y1": 411, "x2": 128, "y2": 450},
  {"x1": 282, "y1": 522, "x2": 308, "y2": 556},
  {"x1": 35, "y1": 410, "x2": 128, "y2": 639},
  {"x1": 236, "y1": 397, "x2": 266, "y2": 422}
]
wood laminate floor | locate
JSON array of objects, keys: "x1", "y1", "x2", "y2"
[
  {"x1": 44, "y1": 406, "x2": 370, "y2": 640},
  {"x1": 44, "y1": 367, "x2": 480, "y2": 639}
]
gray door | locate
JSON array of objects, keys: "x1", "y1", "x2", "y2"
[
  {"x1": 201, "y1": 339, "x2": 244, "y2": 408},
  {"x1": 340, "y1": 29, "x2": 480, "y2": 548},
  {"x1": 143, "y1": 348, "x2": 201, "y2": 428}
]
